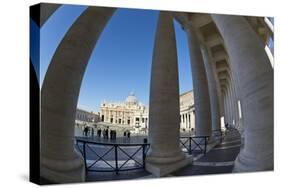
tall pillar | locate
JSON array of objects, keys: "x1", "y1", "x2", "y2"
[
  {"x1": 180, "y1": 114, "x2": 183, "y2": 129},
  {"x1": 227, "y1": 86, "x2": 234, "y2": 126},
  {"x1": 185, "y1": 114, "x2": 188, "y2": 129},
  {"x1": 191, "y1": 111, "x2": 195, "y2": 131},
  {"x1": 228, "y1": 87, "x2": 233, "y2": 125},
  {"x1": 230, "y1": 80, "x2": 239, "y2": 127},
  {"x1": 229, "y1": 81, "x2": 237, "y2": 127},
  {"x1": 200, "y1": 45, "x2": 221, "y2": 135},
  {"x1": 225, "y1": 86, "x2": 230, "y2": 124},
  {"x1": 185, "y1": 24, "x2": 212, "y2": 136},
  {"x1": 146, "y1": 12, "x2": 192, "y2": 177},
  {"x1": 212, "y1": 15, "x2": 273, "y2": 171},
  {"x1": 224, "y1": 88, "x2": 229, "y2": 124},
  {"x1": 41, "y1": 7, "x2": 115, "y2": 183},
  {"x1": 222, "y1": 92, "x2": 226, "y2": 125}
]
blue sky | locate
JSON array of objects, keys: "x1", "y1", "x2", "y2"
[{"x1": 39, "y1": 4, "x2": 193, "y2": 112}]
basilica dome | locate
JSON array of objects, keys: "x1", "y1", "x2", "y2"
[{"x1": 125, "y1": 92, "x2": 138, "y2": 104}]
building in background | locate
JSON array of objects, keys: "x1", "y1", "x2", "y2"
[
  {"x1": 100, "y1": 92, "x2": 148, "y2": 130},
  {"x1": 99, "y1": 91, "x2": 195, "y2": 132},
  {"x1": 75, "y1": 108, "x2": 100, "y2": 124},
  {"x1": 179, "y1": 90, "x2": 195, "y2": 132}
]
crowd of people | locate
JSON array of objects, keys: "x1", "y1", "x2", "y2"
[
  {"x1": 82, "y1": 126, "x2": 132, "y2": 140},
  {"x1": 96, "y1": 128, "x2": 117, "y2": 140}
]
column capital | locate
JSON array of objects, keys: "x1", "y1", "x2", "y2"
[
  {"x1": 199, "y1": 42, "x2": 209, "y2": 53},
  {"x1": 182, "y1": 22, "x2": 195, "y2": 32}
]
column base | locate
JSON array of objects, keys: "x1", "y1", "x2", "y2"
[
  {"x1": 208, "y1": 136, "x2": 217, "y2": 144},
  {"x1": 40, "y1": 151, "x2": 85, "y2": 184},
  {"x1": 145, "y1": 153, "x2": 192, "y2": 177},
  {"x1": 232, "y1": 150, "x2": 273, "y2": 172}
]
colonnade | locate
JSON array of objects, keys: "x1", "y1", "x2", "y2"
[
  {"x1": 38, "y1": 5, "x2": 273, "y2": 182},
  {"x1": 212, "y1": 15, "x2": 273, "y2": 171}
]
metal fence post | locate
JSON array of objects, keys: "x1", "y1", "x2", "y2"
[
  {"x1": 82, "y1": 142, "x2": 87, "y2": 174},
  {"x1": 142, "y1": 145, "x2": 146, "y2": 168},
  {"x1": 204, "y1": 137, "x2": 207, "y2": 154},
  {"x1": 115, "y1": 145, "x2": 119, "y2": 174},
  {"x1": 189, "y1": 137, "x2": 192, "y2": 155}
]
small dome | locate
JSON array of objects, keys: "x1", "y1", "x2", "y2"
[{"x1": 125, "y1": 92, "x2": 138, "y2": 104}]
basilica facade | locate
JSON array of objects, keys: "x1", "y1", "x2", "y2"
[
  {"x1": 99, "y1": 91, "x2": 195, "y2": 132},
  {"x1": 100, "y1": 92, "x2": 149, "y2": 129}
]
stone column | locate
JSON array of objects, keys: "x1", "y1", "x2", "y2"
[
  {"x1": 192, "y1": 111, "x2": 196, "y2": 130},
  {"x1": 212, "y1": 15, "x2": 273, "y2": 171},
  {"x1": 222, "y1": 90, "x2": 227, "y2": 125},
  {"x1": 200, "y1": 45, "x2": 221, "y2": 135},
  {"x1": 41, "y1": 7, "x2": 115, "y2": 183},
  {"x1": 180, "y1": 114, "x2": 183, "y2": 129},
  {"x1": 146, "y1": 12, "x2": 192, "y2": 177},
  {"x1": 185, "y1": 24, "x2": 212, "y2": 137},
  {"x1": 225, "y1": 88, "x2": 230, "y2": 124},
  {"x1": 230, "y1": 81, "x2": 239, "y2": 127},
  {"x1": 227, "y1": 87, "x2": 233, "y2": 125},
  {"x1": 185, "y1": 114, "x2": 187, "y2": 129},
  {"x1": 227, "y1": 86, "x2": 234, "y2": 126},
  {"x1": 228, "y1": 87, "x2": 233, "y2": 125},
  {"x1": 184, "y1": 114, "x2": 187, "y2": 129}
]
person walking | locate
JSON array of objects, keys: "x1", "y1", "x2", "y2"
[
  {"x1": 91, "y1": 127, "x2": 94, "y2": 137},
  {"x1": 105, "y1": 128, "x2": 109, "y2": 139},
  {"x1": 85, "y1": 126, "x2": 89, "y2": 137}
]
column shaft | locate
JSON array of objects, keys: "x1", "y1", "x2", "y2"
[
  {"x1": 41, "y1": 7, "x2": 115, "y2": 183},
  {"x1": 201, "y1": 45, "x2": 221, "y2": 134},
  {"x1": 146, "y1": 12, "x2": 192, "y2": 177},
  {"x1": 212, "y1": 15, "x2": 273, "y2": 171},
  {"x1": 186, "y1": 25, "x2": 212, "y2": 136}
]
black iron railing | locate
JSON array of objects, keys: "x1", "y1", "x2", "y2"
[
  {"x1": 76, "y1": 138, "x2": 150, "y2": 174},
  {"x1": 180, "y1": 136, "x2": 209, "y2": 154}
]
